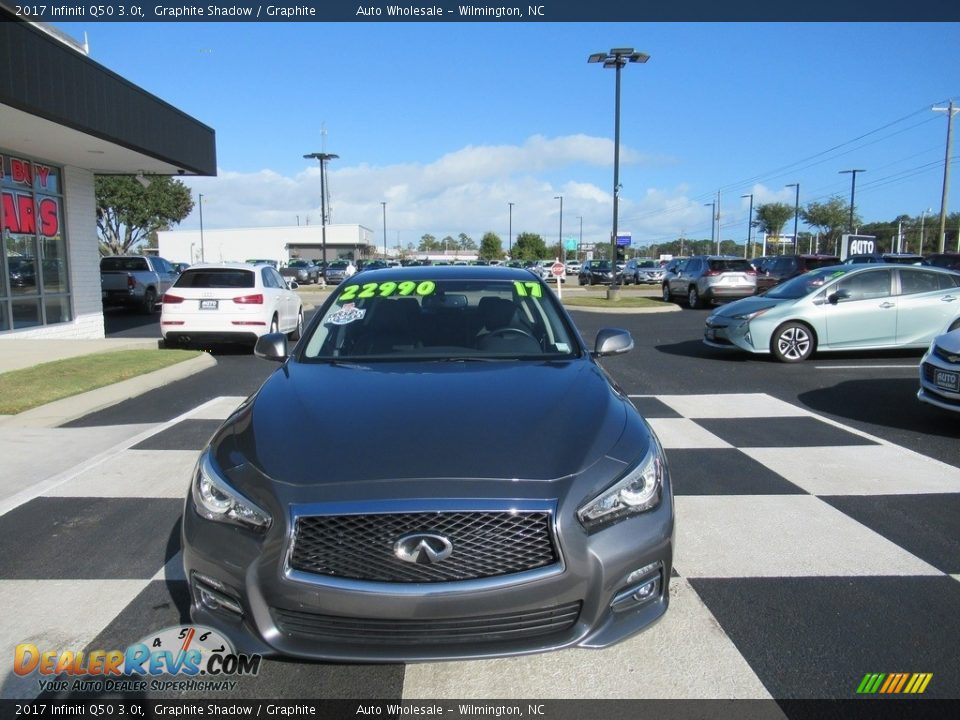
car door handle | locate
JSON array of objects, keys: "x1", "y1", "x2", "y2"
[
  {"x1": 941, "y1": 295, "x2": 957, "y2": 302},
  {"x1": 879, "y1": 302, "x2": 895, "y2": 309}
]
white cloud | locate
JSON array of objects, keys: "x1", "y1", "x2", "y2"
[{"x1": 179, "y1": 134, "x2": 698, "y2": 251}]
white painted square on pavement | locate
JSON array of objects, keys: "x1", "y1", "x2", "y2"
[
  {"x1": 187, "y1": 396, "x2": 246, "y2": 421},
  {"x1": 656, "y1": 394, "x2": 811, "y2": 419},
  {"x1": 673, "y1": 495, "x2": 942, "y2": 578},
  {"x1": 741, "y1": 445, "x2": 960, "y2": 496},
  {"x1": 44, "y1": 449, "x2": 198, "y2": 499}
]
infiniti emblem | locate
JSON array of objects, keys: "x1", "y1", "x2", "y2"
[{"x1": 393, "y1": 533, "x2": 454, "y2": 565}]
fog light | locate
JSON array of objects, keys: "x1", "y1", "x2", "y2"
[
  {"x1": 192, "y1": 573, "x2": 244, "y2": 616},
  {"x1": 610, "y1": 563, "x2": 662, "y2": 612}
]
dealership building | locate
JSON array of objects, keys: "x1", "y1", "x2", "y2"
[
  {"x1": 0, "y1": 10, "x2": 216, "y2": 339},
  {"x1": 158, "y1": 224, "x2": 377, "y2": 267}
]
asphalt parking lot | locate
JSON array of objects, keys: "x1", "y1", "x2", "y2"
[{"x1": 2, "y1": 300, "x2": 955, "y2": 702}]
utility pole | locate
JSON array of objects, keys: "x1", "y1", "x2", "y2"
[
  {"x1": 933, "y1": 100, "x2": 958, "y2": 253},
  {"x1": 741, "y1": 193, "x2": 753, "y2": 258},
  {"x1": 716, "y1": 190, "x2": 722, "y2": 254}
]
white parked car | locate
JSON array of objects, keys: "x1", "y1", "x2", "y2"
[
  {"x1": 160, "y1": 263, "x2": 304, "y2": 349},
  {"x1": 532, "y1": 260, "x2": 566, "y2": 283}
]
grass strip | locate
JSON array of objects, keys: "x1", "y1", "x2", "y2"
[
  {"x1": 0, "y1": 349, "x2": 202, "y2": 415},
  {"x1": 562, "y1": 296, "x2": 666, "y2": 309}
]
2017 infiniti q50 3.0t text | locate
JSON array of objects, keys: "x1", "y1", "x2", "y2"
[{"x1": 181, "y1": 266, "x2": 674, "y2": 662}]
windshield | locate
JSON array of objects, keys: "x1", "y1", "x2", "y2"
[
  {"x1": 592, "y1": 261, "x2": 612, "y2": 271},
  {"x1": 175, "y1": 268, "x2": 255, "y2": 288},
  {"x1": 764, "y1": 267, "x2": 848, "y2": 299},
  {"x1": 302, "y1": 277, "x2": 578, "y2": 361}
]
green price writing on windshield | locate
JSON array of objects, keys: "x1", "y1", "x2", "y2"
[
  {"x1": 513, "y1": 281, "x2": 543, "y2": 298},
  {"x1": 338, "y1": 280, "x2": 436, "y2": 302}
]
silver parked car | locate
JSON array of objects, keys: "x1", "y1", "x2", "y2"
[
  {"x1": 624, "y1": 259, "x2": 665, "y2": 285},
  {"x1": 662, "y1": 256, "x2": 757, "y2": 308},
  {"x1": 704, "y1": 264, "x2": 960, "y2": 362},
  {"x1": 182, "y1": 266, "x2": 673, "y2": 662},
  {"x1": 918, "y1": 326, "x2": 960, "y2": 413}
]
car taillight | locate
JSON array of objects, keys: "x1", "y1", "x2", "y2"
[
  {"x1": 704, "y1": 270, "x2": 722, "y2": 276},
  {"x1": 233, "y1": 294, "x2": 264, "y2": 304},
  {"x1": 746, "y1": 268, "x2": 757, "y2": 275},
  {"x1": 162, "y1": 294, "x2": 184, "y2": 304},
  {"x1": 127, "y1": 275, "x2": 136, "y2": 289}
]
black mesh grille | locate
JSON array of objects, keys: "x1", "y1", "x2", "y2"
[
  {"x1": 290, "y1": 511, "x2": 557, "y2": 582},
  {"x1": 272, "y1": 601, "x2": 581, "y2": 645}
]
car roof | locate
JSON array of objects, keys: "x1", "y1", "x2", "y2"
[
  {"x1": 183, "y1": 262, "x2": 260, "y2": 271},
  {"x1": 337, "y1": 265, "x2": 550, "y2": 283}
]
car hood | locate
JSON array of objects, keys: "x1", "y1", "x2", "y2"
[
  {"x1": 709, "y1": 295, "x2": 786, "y2": 319},
  {"x1": 225, "y1": 359, "x2": 629, "y2": 486},
  {"x1": 934, "y1": 328, "x2": 960, "y2": 353}
]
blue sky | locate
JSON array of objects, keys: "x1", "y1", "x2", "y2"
[{"x1": 57, "y1": 21, "x2": 960, "y2": 251}]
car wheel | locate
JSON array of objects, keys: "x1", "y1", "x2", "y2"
[
  {"x1": 687, "y1": 286, "x2": 702, "y2": 309},
  {"x1": 141, "y1": 288, "x2": 157, "y2": 315},
  {"x1": 289, "y1": 310, "x2": 303, "y2": 341},
  {"x1": 662, "y1": 284, "x2": 672, "y2": 303},
  {"x1": 771, "y1": 322, "x2": 815, "y2": 363}
]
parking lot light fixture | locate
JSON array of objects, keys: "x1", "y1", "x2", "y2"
[
  {"x1": 839, "y1": 169, "x2": 864, "y2": 233},
  {"x1": 741, "y1": 194, "x2": 753, "y2": 258},
  {"x1": 589, "y1": 47, "x2": 650, "y2": 291},
  {"x1": 304, "y1": 152, "x2": 339, "y2": 266},
  {"x1": 554, "y1": 195, "x2": 563, "y2": 260},
  {"x1": 786, "y1": 183, "x2": 800, "y2": 254}
]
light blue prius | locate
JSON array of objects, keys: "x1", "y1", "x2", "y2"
[{"x1": 703, "y1": 264, "x2": 960, "y2": 362}]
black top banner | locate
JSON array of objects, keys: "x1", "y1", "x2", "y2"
[{"x1": 2, "y1": 0, "x2": 959, "y2": 22}]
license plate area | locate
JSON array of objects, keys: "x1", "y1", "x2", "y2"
[
  {"x1": 200, "y1": 299, "x2": 219, "y2": 310},
  {"x1": 934, "y1": 369, "x2": 960, "y2": 392}
]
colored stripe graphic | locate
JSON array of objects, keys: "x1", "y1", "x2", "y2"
[{"x1": 857, "y1": 673, "x2": 932, "y2": 694}]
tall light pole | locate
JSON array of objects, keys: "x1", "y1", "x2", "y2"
[
  {"x1": 705, "y1": 201, "x2": 715, "y2": 251},
  {"x1": 303, "y1": 152, "x2": 339, "y2": 264},
  {"x1": 508, "y1": 202, "x2": 514, "y2": 258},
  {"x1": 589, "y1": 47, "x2": 650, "y2": 293},
  {"x1": 198, "y1": 193, "x2": 205, "y2": 262},
  {"x1": 381, "y1": 201, "x2": 387, "y2": 258},
  {"x1": 577, "y1": 215, "x2": 583, "y2": 260},
  {"x1": 919, "y1": 207, "x2": 932, "y2": 252},
  {"x1": 554, "y1": 195, "x2": 563, "y2": 260},
  {"x1": 741, "y1": 193, "x2": 753, "y2": 258},
  {"x1": 839, "y1": 169, "x2": 864, "y2": 233},
  {"x1": 785, "y1": 183, "x2": 800, "y2": 254},
  {"x1": 716, "y1": 190, "x2": 722, "y2": 254},
  {"x1": 933, "y1": 100, "x2": 958, "y2": 253}
]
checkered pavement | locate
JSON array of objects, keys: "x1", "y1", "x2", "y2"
[{"x1": 1, "y1": 394, "x2": 957, "y2": 700}]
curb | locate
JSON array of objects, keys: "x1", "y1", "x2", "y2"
[
  {"x1": 563, "y1": 303, "x2": 683, "y2": 314},
  {"x1": 0, "y1": 352, "x2": 218, "y2": 429}
]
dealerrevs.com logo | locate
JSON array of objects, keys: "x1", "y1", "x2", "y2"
[
  {"x1": 857, "y1": 672, "x2": 934, "y2": 695},
  {"x1": 14, "y1": 625, "x2": 261, "y2": 693}
]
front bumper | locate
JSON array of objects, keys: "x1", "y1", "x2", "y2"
[
  {"x1": 182, "y1": 473, "x2": 673, "y2": 662},
  {"x1": 918, "y1": 359, "x2": 960, "y2": 413},
  {"x1": 703, "y1": 315, "x2": 767, "y2": 354}
]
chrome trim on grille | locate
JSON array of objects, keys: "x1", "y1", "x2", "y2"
[{"x1": 282, "y1": 498, "x2": 563, "y2": 593}]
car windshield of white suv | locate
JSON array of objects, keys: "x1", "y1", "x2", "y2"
[{"x1": 302, "y1": 278, "x2": 577, "y2": 361}]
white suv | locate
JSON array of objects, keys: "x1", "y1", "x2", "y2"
[{"x1": 161, "y1": 263, "x2": 303, "y2": 349}]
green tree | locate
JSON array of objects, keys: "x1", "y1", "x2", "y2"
[
  {"x1": 753, "y1": 202, "x2": 795, "y2": 254},
  {"x1": 801, "y1": 197, "x2": 854, "y2": 254},
  {"x1": 440, "y1": 236, "x2": 456, "y2": 254},
  {"x1": 418, "y1": 234, "x2": 440, "y2": 251},
  {"x1": 512, "y1": 232, "x2": 547, "y2": 261},
  {"x1": 479, "y1": 232, "x2": 504, "y2": 261},
  {"x1": 456, "y1": 232, "x2": 477, "y2": 251},
  {"x1": 96, "y1": 175, "x2": 194, "y2": 256}
]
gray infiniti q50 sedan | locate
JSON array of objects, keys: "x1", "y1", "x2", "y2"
[{"x1": 182, "y1": 266, "x2": 674, "y2": 662}]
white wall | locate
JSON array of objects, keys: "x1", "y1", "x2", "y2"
[{"x1": 158, "y1": 224, "x2": 374, "y2": 265}]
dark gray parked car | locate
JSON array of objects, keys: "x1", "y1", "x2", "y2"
[{"x1": 183, "y1": 266, "x2": 674, "y2": 662}]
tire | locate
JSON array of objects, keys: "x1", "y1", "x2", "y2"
[
  {"x1": 687, "y1": 286, "x2": 702, "y2": 309},
  {"x1": 141, "y1": 288, "x2": 157, "y2": 315},
  {"x1": 771, "y1": 322, "x2": 815, "y2": 363},
  {"x1": 288, "y1": 310, "x2": 303, "y2": 341},
  {"x1": 662, "y1": 283, "x2": 672, "y2": 303}
]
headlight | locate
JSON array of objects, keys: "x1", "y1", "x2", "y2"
[
  {"x1": 192, "y1": 450, "x2": 272, "y2": 532},
  {"x1": 732, "y1": 307, "x2": 773, "y2": 321},
  {"x1": 578, "y1": 444, "x2": 664, "y2": 530}
]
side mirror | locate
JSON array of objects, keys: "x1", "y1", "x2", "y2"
[
  {"x1": 254, "y1": 333, "x2": 288, "y2": 362},
  {"x1": 287, "y1": 280, "x2": 299, "y2": 290},
  {"x1": 827, "y1": 289, "x2": 850, "y2": 305},
  {"x1": 593, "y1": 328, "x2": 634, "y2": 357}
]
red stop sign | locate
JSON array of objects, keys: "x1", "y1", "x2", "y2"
[{"x1": 551, "y1": 262, "x2": 565, "y2": 277}]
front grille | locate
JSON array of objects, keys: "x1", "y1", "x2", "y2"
[
  {"x1": 923, "y1": 362, "x2": 938, "y2": 381},
  {"x1": 290, "y1": 511, "x2": 557, "y2": 583},
  {"x1": 272, "y1": 601, "x2": 581, "y2": 645}
]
